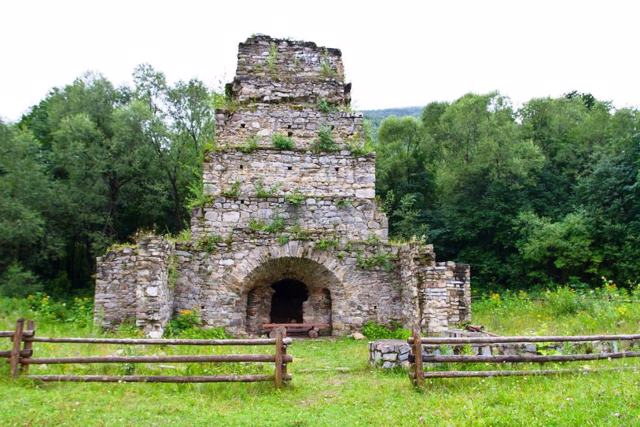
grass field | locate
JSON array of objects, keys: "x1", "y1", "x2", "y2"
[{"x1": 1, "y1": 286, "x2": 640, "y2": 426}]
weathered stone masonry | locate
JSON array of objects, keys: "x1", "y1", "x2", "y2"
[{"x1": 94, "y1": 35, "x2": 471, "y2": 337}]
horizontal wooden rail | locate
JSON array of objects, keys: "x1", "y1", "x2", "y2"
[
  {"x1": 409, "y1": 333, "x2": 640, "y2": 345},
  {"x1": 25, "y1": 354, "x2": 293, "y2": 365},
  {"x1": 0, "y1": 331, "x2": 14, "y2": 338},
  {"x1": 417, "y1": 351, "x2": 640, "y2": 364},
  {"x1": 27, "y1": 374, "x2": 293, "y2": 383},
  {"x1": 0, "y1": 350, "x2": 32, "y2": 358},
  {"x1": 416, "y1": 367, "x2": 638, "y2": 379},
  {"x1": 25, "y1": 336, "x2": 292, "y2": 346}
]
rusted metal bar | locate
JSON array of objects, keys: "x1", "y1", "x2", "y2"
[
  {"x1": 419, "y1": 351, "x2": 640, "y2": 364},
  {"x1": 26, "y1": 374, "x2": 292, "y2": 383},
  {"x1": 21, "y1": 320, "x2": 35, "y2": 374},
  {"x1": 419, "y1": 367, "x2": 637, "y2": 378},
  {"x1": 25, "y1": 337, "x2": 292, "y2": 346},
  {"x1": 274, "y1": 327, "x2": 285, "y2": 388},
  {"x1": 23, "y1": 353, "x2": 293, "y2": 365},
  {"x1": 412, "y1": 327, "x2": 424, "y2": 388},
  {"x1": 409, "y1": 333, "x2": 640, "y2": 345},
  {"x1": 9, "y1": 319, "x2": 25, "y2": 378}
]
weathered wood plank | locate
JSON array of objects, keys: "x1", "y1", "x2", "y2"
[
  {"x1": 9, "y1": 319, "x2": 24, "y2": 378},
  {"x1": 26, "y1": 337, "x2": 292, "y2": 345},
  {"x1": 409, "y1": 333, "x2": 640, "y2": 345},
  {"x1": 27, "y1": 374, "x2": 292, "y2": 383},
  {"x1": 419, "y1": 351, "x2": 640, "y2": 364},
  {"x1": 24, "y1": 354, "x2": 293, "y2": 365},
  {"x1": 412, "y1": 327, "x2": 424, "y2": 388}
]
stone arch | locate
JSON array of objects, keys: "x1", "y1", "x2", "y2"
[{"x1": 229, "y1": 243, "x2": 349, "y2": 335}]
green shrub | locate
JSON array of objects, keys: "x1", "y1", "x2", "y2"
[
  {"x1": 165, "y1": 309, "x2": 230, "y2": 339},
  {"x1": 255, "y1": 180, "x2": 281, "y2": 198},
  {"x1": 0, "y1": 263, "x2": 43, "y2": 298},
  {"x1": 249, "y1": 217, "x2": 285, "y2": 234},
  {"x1": 546, "y1": 287, "x2": 593, "y2": 316},
  {"x1": 356, "y1": 251, "x2": 396, "y2": 271},
  {"x1": 221, "y1": 180, "x2": 241, "y2": 198},
  {"x1": 317, "y1": 99, "x2": 332, "y2": 113},
  {"x1": 315, "y1": 238, "x2": 339, "y2": 251},
  {"x1": 336, "y1": 198, "x2": 352, "y2": 208},
  {"x1": 187, "y1": 181, "x2": 214, "y2": 209},
  {"x1": 239, "y1": 135, "x2": 259, "y2": 153},
  {"x1": 290, "y1": 225, "x2": 311, "y2": 241},
  {"x1": 277, "y1": 234, "x2": 290, "y2": 246},
  {"x1": 194, "y1": 234, "x2": 223, "y2": 253},
  {"x1": 285, "y1": 190, "x2": 306, "y2": 206},
  {"x1": 312, "y1": 127, "x2": 338, "y2": 152},
  {"x1": 272, "y1": 133, "x2": 295, "y2": 150},
  {"x1": 362, "y1": 321, "x2": 410, "y2": 340}
]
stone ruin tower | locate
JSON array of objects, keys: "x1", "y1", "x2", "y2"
[{"x1": 94, "y1": 35, "x2": 471, "y2": 338}]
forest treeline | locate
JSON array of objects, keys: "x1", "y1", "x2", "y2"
[{"x1": 1, "y1": 67, "x2": 638, "y2": 296}]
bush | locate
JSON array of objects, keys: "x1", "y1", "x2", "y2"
[
  {"x1": 164, "y1": 309, "x2": 230, "y2": 338},
  {"x1": 545, "y1": 286, "x2": 593, "y2": 316},
  {"x1": 312, "y1": 127, "x2": 338, "y2": 152},
  {"x1": 272, "y1": 134, "x2": 295, "y2": 150},
  {"x1": 362, "y1": 321, "x2": 411, "y2": 340},
  {"x1": 0, "y1": 263, "x2": 43, "y2": 298}
]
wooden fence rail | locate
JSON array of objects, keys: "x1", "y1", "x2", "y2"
[
  {"x1": 409, "y1": 327, "x2": 640, "y2": 388},
  {"x1": 2, "y1": 319, "x2": 292, "y2": 387}
]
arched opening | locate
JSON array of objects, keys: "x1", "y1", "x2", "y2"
[
  {"x1": 239, "y1": 256, "x2": 341, "y2": 336},
  {"x1": 270, "y1": 279, "x2": 308, "y2": 323}
]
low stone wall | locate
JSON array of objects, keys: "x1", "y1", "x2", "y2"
[{"x1": 369, "y1": 329, "x2": 640, "y2": 369}]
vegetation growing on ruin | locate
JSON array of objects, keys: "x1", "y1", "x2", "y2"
[
  {"x1": 221, "y1": 180, "x2": 241, "y2": 198},
  {"x1": 167, "y1": 255, "x2": 179, "y2": 290},
  {"x1": 187, "y1": 181, "x2": 213, "y2": 210},
  {"x1": 335, "y1": 198, "x2": 352, "y2": 208},
  {"x1": 266, "y1": 42, "x2": 278, "y2": 77},
  {"x1": 362, "y1": 321, "x2": 411, "y2": 340},
  {"x1": 316, "y1": 98, "x2": 333, "y2": 113},
  {"x1": 314, "y1": 237, "x2": 339, "y2": 251},
  {"x1": 248, "y1": 217, "x2": 285, "y2": 234},
  {"x1": 312, "y1": 126, "x2": 338, "y2": 152},
  {"x1": 356, "y1": 250, "x2": 397, "y2": 271},
  {"x1": 239, "y1": 135, "x2": 259, "y2": 153},
  {"x1": 194, "y1": 234, "x2": 224, "y2": 253},
  {"x1": 284, "y1": 189, "x2": 305, "y2": 206},
  {"x1": 320, "y1": 49, "x2": 337, "y2": 79},
  {"x1": 254, "y1": 179, "x2": 281, "y2": 198},
  {"x1": 271, "y1": 133, "x2": 295, "y2": 150}
]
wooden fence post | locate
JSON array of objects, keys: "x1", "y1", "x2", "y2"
[
  {"x1": 21, "y1": 320, "x2": 35, "y2": 374},
  {"x1": 274, "y1": 327, "x2": 285, "y2": 388},
  {"x1": 9, "y1": 318, "x2": 25, "y2": 379},
  {"x1": 412, "y1": 327, "x2": 424, "y2": 389}
]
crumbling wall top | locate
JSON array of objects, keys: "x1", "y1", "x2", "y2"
[{"x1": 228, "y1": 35, "x2": 351, "y2": 105}]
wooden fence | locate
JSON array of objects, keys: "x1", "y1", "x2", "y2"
[
  {"x1": 1, "y1": 319, "x2": 292, "y2": 387},
  {"x1": 408, "y1": 327, "x2": 640, "y2": 388}
]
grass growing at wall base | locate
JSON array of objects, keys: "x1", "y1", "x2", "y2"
[{"x1": 1, "y1": 288, "x2": 640, "y2": 426}]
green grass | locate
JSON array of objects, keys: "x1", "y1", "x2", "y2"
[{"x1": 1, "y1": 290, "x2": 640, "y2": 426}]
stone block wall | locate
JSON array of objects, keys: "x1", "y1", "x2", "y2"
[
  {"x1": 230, "y1": 35, "x2": 349, "y2": 105},
  {"x1": 94, "y1": 247, "x2": 137, "y2": 329},
  {"x1": 202, "y1": 150, "x2": 376, "y2": 200},
  {"x1": 215, "y1": 105, "x2": 364, "y2": 151}
]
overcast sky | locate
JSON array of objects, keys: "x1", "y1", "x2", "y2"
[{"x1": 1, "y1": 0, "x2": 639, "y2": 121}]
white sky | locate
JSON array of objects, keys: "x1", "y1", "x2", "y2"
[{"x1": 1, "y1": 0, "x2": 639, "y2": 121}]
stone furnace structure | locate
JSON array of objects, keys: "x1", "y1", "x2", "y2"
[{"x1": 94, "y1": 35, "x2": 471, "y2": 338}]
